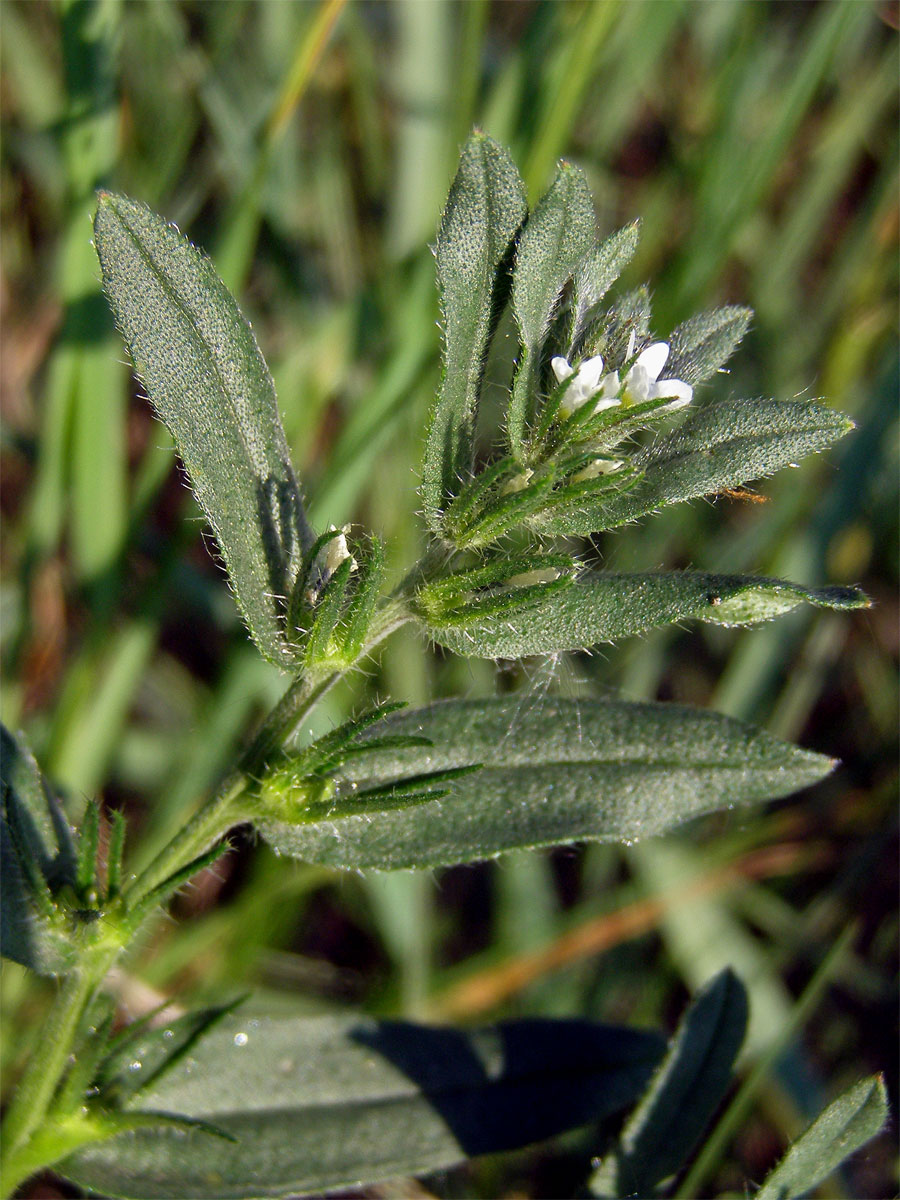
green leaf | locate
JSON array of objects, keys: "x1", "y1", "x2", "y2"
[
  {"x1": 61, "y1": 1011, "x2": 664, "y2": 1199},
  {"x1": 665, "y1": 305, "x2": 753, "y2": 386},
  {"x1": 570, "y1": 221, "x2": 641, "y2": 352},
  {"x1": 96, "y1": 1001, "x2": 242, "y2": 1104},
  {"x1": 425, "y1": 571, "x2": 868, "y2": 659},
  {"x1": 508, "y1": 162, "x2": 596, "y2": 459},
  {"x1": 531, "y1": 396, "x2": 853, "y2": 536},
  {"x1": 755, "y1": 1075, "x2": 889, "y2": 1200},
  {"x1": 255, "y1": 698, "x2": 834, "y2": 871},
  {"x1": 1, "y1": 725, "x2": 78, "y2": 975},
  {"x1": 423, "y1": 133, "x2": 527, "y2": 531},
  {"x1": 93, "y1": 193, "x2": 314, "y2": 667},
  {"x1": 590, "y1": 969, "x2": 748, "y2": 1199}
]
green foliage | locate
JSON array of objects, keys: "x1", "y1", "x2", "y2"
[
  {"x1": 508, "y1": 161, "x2": 596, "y2": 458},
  {"x1": 254, "y1": 698, "x2": 834, "y2": 871},
  {"x1": 591, "y1": 969, "x2": 748, "y2": 1198},
  {"x1": 3, "y1": 5, "x2": 894, "y2": 1196},
  {"x1": 93, "y1": 193, "x2": 315, "y2": 667},
  {"x1": 423, "y1": 133, "x2": 526, "y2": 530},
  {"x1": 755, "y1": 1075, "x2": 889, "y2": 1200},
  {"x1": 424, "y1": 572, "x2": 867, "y2": 659},
  {"x1": 61, "y1": 1010, "x2": 664, "y2": 1199},
  {"x1": 1, "y1": 727, "x2": 79, "y2": 975}
]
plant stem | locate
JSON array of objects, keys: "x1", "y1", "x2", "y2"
[
  {"x1": 122, "y1": 597, "x2": 412, "y2": 910},
  {"x1": 0, "y1": 578, "x2": 419, "y2": 1190},
  {"x1": 1, "y1": 966, "x2": 99, "y2": 1158}
]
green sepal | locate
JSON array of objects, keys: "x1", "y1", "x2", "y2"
[
  {"x1": 303, "y1": 556, "x2": 355, "y2": 668},
  {"x1": 75, "y1": 800, "x2": 101, "y2": 904},
  {"x1": 338, "y1": 535, "x2": 385, "y2": 661},
  {"x1": 104, "y1": 810, "x2": 127, "y2": 900},
  {"x1": 416, "y1": 553, "x2": 576, "y2": 624},
  {"x1": 451, "y1": 470, "x2": 557, "y2": 548},
  {"x1": 127, "y1": 841, "x2": 233, "y2": 928}
]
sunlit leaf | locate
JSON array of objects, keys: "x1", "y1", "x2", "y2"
[
  {"x1": 425, "y1": 571, "x2": 867, "y2": 659},
  {"x1": 94, "y1": 193, "x2": 314, "y2": 667},
  {"x1": 256, "y1": 698, "x2": 834, "y2": 870},
  {"x1": 423, "y1": 133, "x2": 526, "y2": 530},
  {"x1": 755, "y1": 1075, "x2": 888, "y2": 1200},
  {"x1": 508, "y1": 161, "x2": 596, "y2": 458},
  {"x1": 531, "y1": 396, "x2": 853, "y2": 536},
  {"x1": 665, "y1": 305, "x2": 753, "y2": 386}
]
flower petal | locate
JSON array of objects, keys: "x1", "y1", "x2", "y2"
[
  {"x1": 635, "y1": 342, "x2": 670, "y2": 383},
  {"x1": 652, "y1": 379, "x2": 693, "y2": 409},
  {"x1": 578, "y1": 355, "x2": 605, "y2": 391},
  {"x1": 551, "y1": 356, "x2": 574, "y2": 383}
]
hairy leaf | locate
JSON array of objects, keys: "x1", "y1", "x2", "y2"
[
  {"x1": 508, "y1": 162, "x2": 596, "y2": 458},
  {"x1": 591, "y1": 969, "x2": 748, "y2": 1198},
  {"x1": 425, "y1": 571, "x2": 867, "y2": 659},
  {"x1": 570, "y1": 221, "x2": 641, "y2": 352},
  {"x1": 1, "y1": 725, "x2": 78, "y2": 975},
  {"x1": 94, "y1": 193, "x2": 314, "y2": 667},
  {"x1": 256, "y1": 698, "x2": 834, "y2": 870},
  {"x1": 531, "y1": 396, "x2": 853, "y2": 536},
  {"x1": 665, "y1": 305, "x2": 753, "y2": 386},
  {"x1": 755, "y1": 1075, "x2": 888, "y2": 1200},
  {"x1": 423, "y1": 133, "x2": 526, "y2": 530},
  {"x1": 61, "y1": 1011, "x2": 664, "y2": 1199}
]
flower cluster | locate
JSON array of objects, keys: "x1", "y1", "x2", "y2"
[{"x1": 551, "y1": 332, "x2": 693, "y2": 420}]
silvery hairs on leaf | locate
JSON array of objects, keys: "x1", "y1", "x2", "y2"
[
  {"x1": 254, "y1": 698, "x2": 835, "y2": 870},
  {"x1": 508, "y1": 160, "x2": 596, "y2": 459},
  {"x1": 423, "y1": 133, "x2": 527, "y2": 533},
  {"x1": 94, "y1": 193, "x2": 315, "y2": 667}
]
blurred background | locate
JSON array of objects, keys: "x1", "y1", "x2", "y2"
[{"x1": 1, "y1": 1, "x2": 897, "y2": 1196}]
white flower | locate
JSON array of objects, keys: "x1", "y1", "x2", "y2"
[
  {"x1": 621, "y1": 337, "x2": 692, "y2": 410},
  {"x1": 501, "y1": 468, "x2": 534, "y2": 495},
  {"x1": 551, "y1": 355, "x2": 621, "y2": 417},
  {"x1": 571, "y1": 456, "x2": 625, "y2": 482},
  {"x1": 321, "y1": 526, "x2": 355, "y2": 576},
  {"x1": 306, "y1": 525, "x2": 356, "y2": 603}
]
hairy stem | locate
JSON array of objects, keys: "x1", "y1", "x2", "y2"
[
  {"x1": 1, "y1": 967, "x2": 98, "y2": 1159},
  {"x1": 123, "y1": 595, "x2": 413, "y2": 909}
]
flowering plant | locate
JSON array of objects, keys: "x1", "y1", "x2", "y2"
[{"x1": 0, "y1": 133, "x2": 884, "y2": 1199}]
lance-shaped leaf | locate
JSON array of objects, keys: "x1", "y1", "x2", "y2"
[
  {"x1": 255, "y1": 697, "x2": 834, "y2": 871},
  {"x1": 590, "y1": 969, "x2": 748, "y2": 1199},
  {"x1": 508, "y1": 162, "x2": 596, "y2": 460},
  {"x1": 423, "y1": 134, "x2": 526, "y2": 531},
  {"x1": 93, "y1": 193, "x2": 314, "y2": 667},
  {"x1": 665, "y1": 305, "x2": 753, "y2": 386},
  {"x1": 755, "y1": 1075, "x2": 888, "y2": 1200},
  {"x1": 61, "y1": 1011, "x2": 664, "y2": 1199},
  {"x1": 531, "y1": 396, "x2": 853, "y2": 537},
  {"x1": 425, "y1": 571, "x2": 868, "y2": 659},
  {"x1": 1, "y1": 725, "x2": 79, "y2": 975},
  {"x1": 570, "y1": 221, "x2": 641, "y2": 353}
]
